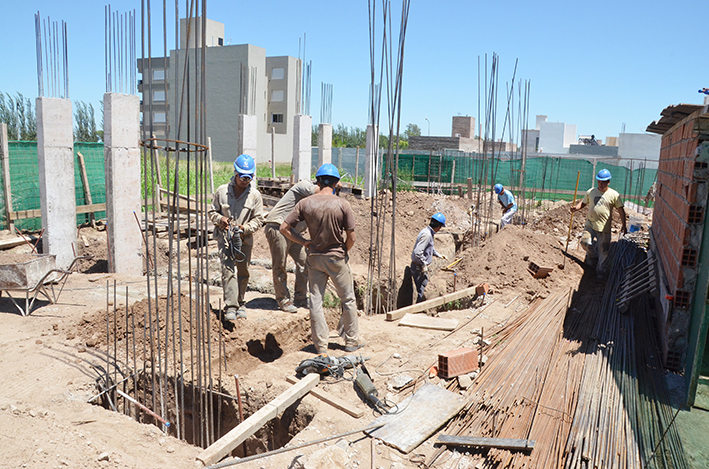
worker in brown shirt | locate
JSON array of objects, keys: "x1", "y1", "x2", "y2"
[{"x1": 280, "y1": 164, "x2": 363, "y2": 355}]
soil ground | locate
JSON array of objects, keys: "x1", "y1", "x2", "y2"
[{"x1": 2, "y1": 191, "x2": 702, "y2": 469}]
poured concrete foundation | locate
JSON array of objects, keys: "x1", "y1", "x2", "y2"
[
  {"x1": 36, "y1": 97, "x2": 76, "y2": 269},
  {"x1": 104, "y1": 93, "x2": 142, "y2": 275}
]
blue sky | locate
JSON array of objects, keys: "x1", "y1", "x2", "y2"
[{"x1": 1, "y1": 1, "x2": 707, "y2": 143}]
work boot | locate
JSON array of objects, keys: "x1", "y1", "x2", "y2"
[
  {"x1": 344, "y1": 341, "x2": 366, "y2": 353},
  {"x1": 279, "y1": 300, "x2": 298, "y2": 313},
  {"x1": 236, "y1": 305, "x2": 247, "y2": 319},
  {"x1": 293, "y1": 299, "x2": 308, "y2": 309},
  {"x1": 224, "y1": 307, "x2": 238, "y2": 321}
]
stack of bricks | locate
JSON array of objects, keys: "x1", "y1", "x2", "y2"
[{"x1": 650, "y1": 107, "x2": 709, "y2": 370}]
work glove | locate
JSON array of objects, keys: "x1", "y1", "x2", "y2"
[
  {"x1": 422, "y1": 264, "x2": 429, "y2": 273},
  {"x1": 439, "y1": 254, "x2": 448, "y2": 261}
]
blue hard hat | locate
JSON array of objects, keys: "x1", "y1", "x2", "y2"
[
  {"x1": 234, "y1": 154, "x2": 255, "y2": 176},
  {"x1": 315, "y1": 163, "x2": 340, "y2": 180},
  {"x1": 596, "y1": 169, "x2": 612, "y2": 181},
  {"x1": 493, "y1": 183, "x2": 503, "y2": 194},
  {"x1": 431, "y1": 212, "x2": 446, "y2": 226}
]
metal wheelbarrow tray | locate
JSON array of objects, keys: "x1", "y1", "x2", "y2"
[{"x1": 0, "y1": 254, "x2": 90, "y2": 316}]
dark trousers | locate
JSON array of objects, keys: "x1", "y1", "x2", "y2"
[{"x1": 410, "y1": 262, "x2": 428, "y2": 303}]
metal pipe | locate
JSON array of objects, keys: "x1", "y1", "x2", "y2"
[{"x1": 117, "y1": 389, "x2": 170, "y2": 428}]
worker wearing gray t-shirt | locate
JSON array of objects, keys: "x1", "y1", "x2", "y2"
[{"x1": 263, "y1": 180, "x2": 316, "y2": 312}]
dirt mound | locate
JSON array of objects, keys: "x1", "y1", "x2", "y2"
[
  {"x1": 453, "y1": 225, "x2": 584, "y2": 299},
  {"x1": 527, "y1": 202, "x2": 586, "y2": 235}
]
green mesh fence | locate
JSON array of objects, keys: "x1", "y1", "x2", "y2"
[
  {"x1": 383, "y1": 152, "x2": 656, "y2": 206},
  {"x1": 0, "y1": 141, "x2": 106, "y2": 231}
]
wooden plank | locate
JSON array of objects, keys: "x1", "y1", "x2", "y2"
[
  {"x1": 286, "y1": 376, "x2": 364, "y2": 418},
  {"x1": 0, "y1": 236, "x2": 27, "y2": 250},
  {"x1": 76, "y1": 152, "x2": 96, "y2": 228},
  {"x1": 386, "y1": 286, "x2": 478, "y2": 321},
  {"x1": 366, "y1": 384, "x2": 465, "y2": 453},
  {"x1": 196, "y1": 373, "x2": 319, "y2": 466},
  {"x1": 436, "y1": 435, "x2": 535, "y2": 451},
  {"x1": 9, "y1": 203, "x2": 106, "y2": 221},
  {"x1": 0, "y1": 123, "x2": 14, "y2": 232},
  {"x1": 398, "y1": 313, "x2": 458, "y2": 331}
]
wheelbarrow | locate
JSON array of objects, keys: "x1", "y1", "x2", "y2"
[{"x1": 0, "y1": 254, "x2": 93, "y2": 316}]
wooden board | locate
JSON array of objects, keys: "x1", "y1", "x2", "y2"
[
  {"x1": 365, "y1": 384, "x2": 465, "y2": 453},
  {"x1": 286, "y1": 376, "x2": 363, "y2": 418},
  {"x1": 436, "y1": 435, "x2": 535, "y2": 451},
  {"x1": 386, "y1": 286, "x2": 478, "y2": 321},
  {"x1": 398, "y1": 313, "x2": 458, "y2": 331},
  {"x1": 0, "y1": 237, "x2": 28, "y2": 250},
  {"x1": 196, "y1": 373, "x2": 319, "y2": 466}
]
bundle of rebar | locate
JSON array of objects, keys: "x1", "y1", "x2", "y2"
[{"x1": 564, "y1": 239, "x2": 687, "y2": 469}]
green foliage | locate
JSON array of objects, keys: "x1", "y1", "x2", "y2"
[
  {"x1": 74, "y1": 101, "x2": 100, "y2": 142},
  {"x1": 0, "y1": 92, "x2": 37, "y2": 140},
  {"x1": 405, "y1": 123, "x2": 421, "y2": 138},
  {"x1": 256, "y1": 162, "x2": 292, "y2": 179},
  {"x1": 323, "y1": 291, "x2": 341, "y2": 309}
]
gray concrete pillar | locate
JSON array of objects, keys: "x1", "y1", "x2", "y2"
[
  {"x1": 237, "y1": 114, "x2": 258, "y2": 160},
  {"x1": 36, "y1": 97, "x2": 76, "y2": 269},
  {"x1": 318, "y1": 123, "x2": 332, "y2": 167},
  {"x1": 104, "y1": 93, "x2": 142, "y2": 275},
  {"x1": 293, "y1": 114, "x2": 312, "y2": 181},
  {"x1": 364, "y1": 124, "x2": 379, "y2": 198}
]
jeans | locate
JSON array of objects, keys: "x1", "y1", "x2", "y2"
[{"x1": 410, "y1": 262, "x2": 428, "y2": 303}]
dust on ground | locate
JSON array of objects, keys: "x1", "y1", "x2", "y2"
[{"x1": 0, "y1": 190, "x2": 628, "y2": 468}]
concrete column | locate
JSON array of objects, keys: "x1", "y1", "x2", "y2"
[
  {"x1": 104, "y1": 93, "x2": 142, "y2": 275},
  {"x1": 364, "y1": 124, "x2": 379, "y2": 198},
  {"x1": 318, "y1": 123, "x2": 332, "y2": 167},
  {"x1": 237, "y1": 114, "x2": 258, "y2": 160},
  {"x1": 293, "y1": 114, "x2": 312, "y2": 181},
  {"x1": 36, "y1": 97, "x2": 76, "y2": 269}
]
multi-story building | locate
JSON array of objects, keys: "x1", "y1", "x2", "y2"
[{"x1": 137, "y1": 17, "x2": 301, "y2": 164}]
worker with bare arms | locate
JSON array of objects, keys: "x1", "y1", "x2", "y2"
[
  {"x1": 570, "y1": 168, "x2": 627, "y2": 276},
  {"x1": 208, "y1": 154, "x2": 264, "y2": 321},
  {"x1": 280, "y1": 164, "x2": 363, "y2": 355}
]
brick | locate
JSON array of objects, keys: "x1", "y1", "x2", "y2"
[
  {"x1": 438, "y1": 347, "x2": 479, "y2": 378},
  {"x1": 476, "y1": 283, "x2": 490, "y2": 296}
]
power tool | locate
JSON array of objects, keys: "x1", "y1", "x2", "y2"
[{"x1": 295, "y1": 354, "x2": 369, "y2": 378}]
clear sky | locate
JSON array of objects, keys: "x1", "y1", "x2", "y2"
[{"x1": 2, "y1": 1, "x2": 707, "y2": 143}]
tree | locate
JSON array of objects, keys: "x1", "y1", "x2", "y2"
[
  {"x1": 74, "y1": 101, "x2": 99, "y2": 142},
  {"x1": 405, "y1": 123, "x2": 421, "y2": 138},
  {"x1": 0, "y1": 92, "x2": 37, "y2": 140}
]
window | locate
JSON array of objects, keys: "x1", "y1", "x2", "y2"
[
  {"x1": 153, "y1": 90, "x2": 166, "y2": 102},
  {"x1": 271, "y1": 68, "x2": 284, "y2": 80},
  {"x1": 271, "y1": 90, "x2": 284, "y2": 102},
  {"x1": 218, "y1": 37, "x2": 224, "y2": 46},
  {"x1": 271, "y1": 113, "x2": 284, "y2": 124},
  {"x1": 153, "y1": 69, "x2": 165, "y2": 80},
  {"x1": 153, "y1": 112, "x2": 166, "y2": 123}
]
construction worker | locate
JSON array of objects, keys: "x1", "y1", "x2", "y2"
[
  {"x1": 208, "y1": 154, "x2": 264, "y2": 320},
  {"x1": 280, "y1": 164, "x2": 363, "y2": 354},
  {"x1": 410, "y1": 213, "x2": 448, "y2": 304},
  {"x1": 494, "y1": 183, "x2": 517, "y2": 228},
  {"x1": 570, "y1": 168, "x2": 627, "y2": 275},
  {"x1": 264, "y1": 180, "x2": 317, "y2": 313}
]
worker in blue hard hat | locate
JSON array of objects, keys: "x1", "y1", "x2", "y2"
[
  {"x1": 571, "y1": 168, "x2": 627, "y2": 276},
  {"x1": 208, "y1": 153, "x2": 264, "y2": 320},
  {"x1": 493, "y1": 183, "x2": 517, "y2": 228},
  {"x1": 280, "y1": 163, "x2": 363, "y2": 354},
  {"x1": 409, "y1": 212, "x2": 448, "y2": 304}
]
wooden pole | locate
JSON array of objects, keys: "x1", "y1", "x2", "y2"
[
  {"x1": 467, "y1": 177, "x2": 473, "y2": 200},
  {"x1": 77, "y1": 152, "x2": 96, "y2": 229},
  {"x1": 564, "y1": 170, "x2": 581, "y2": 260},
  {"x1": 270, "y1": 127, "x2": 275, "y2": 179},
  {"x1": 207, "y1": 136, "x2": 215, "y2": 195},
  {"x1": 0, "y1": 123, "x2": 14, "y2": 232}
]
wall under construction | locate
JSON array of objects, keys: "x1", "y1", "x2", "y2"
[{"x1": 649, "y1": 107, "x2": 709, "y2": 383}]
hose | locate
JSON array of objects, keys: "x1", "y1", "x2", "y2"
[{"x1": 226, "y1": 224, "x2": 246, "y2": 263}]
